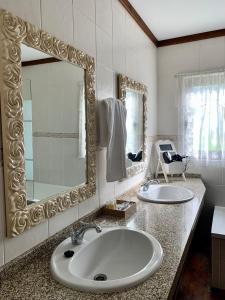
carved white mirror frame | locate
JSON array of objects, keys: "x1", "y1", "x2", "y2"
[
  {"x1": 117, "y1": 74, "x2": 148, "y2": 177},
  {"x1": 0, "y1": 9, "x2": 96, "y2": 237}
]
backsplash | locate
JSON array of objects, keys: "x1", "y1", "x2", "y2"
[{"x1": 0, "y1": 0, "x2": 157, "y2": 266}]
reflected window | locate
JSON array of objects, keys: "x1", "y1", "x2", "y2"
[
  {"x1": 23, "y1": 79, "x2": 34, "y2": 199},
  {"x1": 126, "y1": 90, "x2": 144, "y2": 155}
]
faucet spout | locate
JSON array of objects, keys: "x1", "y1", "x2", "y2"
[{"x1": 71, "y1": 222, "x2": 102, "y2": 245}]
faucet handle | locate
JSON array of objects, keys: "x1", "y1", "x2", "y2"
[{"x1": 79, "y1": 221, "x2": 86, "y2": 227}]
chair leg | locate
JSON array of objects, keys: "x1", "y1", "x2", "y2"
[
  {"x1": 155, "y1": 160, "x2": 160, "y2": 178},
  {"x1": 161, "y1": 163, "x2": 169, "y2": 183}
]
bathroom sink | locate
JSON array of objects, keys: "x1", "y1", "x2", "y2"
[
  {"x1": 137, "y1": 185, "x2": 194, "y2": 204},
  {"x1": 51, "y1": 226, "x2": 163, "y2": 293}
]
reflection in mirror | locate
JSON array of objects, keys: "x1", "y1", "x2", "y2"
[
  {"x1": 117, "y1": 74, "x2": 147, "y2": 178},
  {"x1": 125, "y1": 89, "x2": 144, "y2": 166},
  {"x1": 21, "y1": 44, "x2": 86, "y2": 205}
]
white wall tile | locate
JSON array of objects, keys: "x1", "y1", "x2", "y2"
[
  {"x1": 49, "y1": 206, "x2": 78, "y2": 236},
  {"x1": 97, "y1": 150, "x2": 115, "y2": 206},
  {"x1": 96, "y1": 66, "x2": 114, "y2": 99},
  {"x1": 114, "y1": 179, "x2": 128, "y2": 199},
  {"x1": 0, "y1": 0, "x2": 41, "y2": 26},
  {"x1": 115, "y1": 173, "x2": 144, "y2": 197},
  {"x1": 112, "y1": 1, "x2": 126, "y2": 74},
  {"x1": 74, "y1": 8, "x2": 96, "y2": 58},
  {"x1": 41, "y1": 0, "x2": 73, "y2": 44},
  {"x1": 125, "y1": 13, "x2": 142, "y2": 54},
  {"x1": 74, "y1": 0, "x2": 95, "y2": 23},
  {"x1": 125, "y1": 47, "x2": 138, "y2": 82},
  {"x1": 96, "y1": 0, "x2": 112, "y2": 37},
  {"x1": 4, "y1": 221, "x2": 48, "y2": 263},
  {"x1": 78, "y1": 195, "x2": 99, "y2": 218},
  {"x1": 96, "y1": 27, "x2": 113, "y2": 69}
]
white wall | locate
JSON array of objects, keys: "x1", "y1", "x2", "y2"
[
  {"x1": 0, "y1": 0, "x2": 157, "y2": 266},
  {"x1": 158, "y1": 37, "x2": 225, "y2": 135},
  {"x1": 157, "y1": 37, "x2": 225, "y2": 240}
]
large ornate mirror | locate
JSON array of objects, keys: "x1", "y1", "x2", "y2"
[
  {"x1": 118, "y1": 74, "x2": 147, "y2": 177},
  {"x1": 0, "y1": 9, "x2": 96, "y2": 237},
  {"x1": 21, "y1": 44, "x2": 86, "y2": 203}
]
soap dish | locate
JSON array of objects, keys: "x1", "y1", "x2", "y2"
[{"x1": 102, "y1": 199, "x2": 136, "y2": 219}]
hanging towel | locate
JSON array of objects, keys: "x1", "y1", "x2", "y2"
[
  {"x1": 97, "y1": 98, "x2": 127, "y2": 182},
  {"x1": 97, "y1": 100, "x2": 108, "y2": 147}
]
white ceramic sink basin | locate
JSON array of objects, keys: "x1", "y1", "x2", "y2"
[
  {"x1": 51, "y1": 226, "x2": 163, "y2": 293},
  {"x1": 137, "y1": 185, "x2": 194, "y2": 204}
]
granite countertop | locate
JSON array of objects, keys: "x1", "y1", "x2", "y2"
[{"x1": 0, "y1": 178, "x2": 205, "y2": 300}]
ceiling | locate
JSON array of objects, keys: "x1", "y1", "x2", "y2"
[{"x1": 129, "y1": 0, "x2": 225, "y2": 40}]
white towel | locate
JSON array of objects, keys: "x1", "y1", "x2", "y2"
[
  {"x1": 97, "y1": 100, "x2": 108, "y2": 147},
  {"x1": 97, "y1": 98, "x2": 127, "y2": 182}
]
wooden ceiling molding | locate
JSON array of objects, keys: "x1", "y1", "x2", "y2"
[
  {"x1": 119, "y1": 0, "x2": 158, "y2": 46},
  {"x1": 158, "y1": 28, "x2": 225, "y2": 47},
  {"x1": 119, "y1": 0, "x2": 225, "y2": 47}
]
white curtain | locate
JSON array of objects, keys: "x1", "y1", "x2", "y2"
[
  {"x1": 178, "y1": 71, "x2": 225, "y2": 161},
  {"x1": 78, "y1": 82, "x2": 86, "y2": 158}
]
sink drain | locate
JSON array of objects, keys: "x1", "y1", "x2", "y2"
[{"x1": 93, "y1": 273, "x2": 107, "y2": 281}]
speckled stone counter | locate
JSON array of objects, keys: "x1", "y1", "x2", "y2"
[{"x1": 0, "y1": 178, "x2": 205, "y2": 300}]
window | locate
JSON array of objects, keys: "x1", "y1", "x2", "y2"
[{"x1": 179, "y1": 71, "x2": 225, "y2": 160}]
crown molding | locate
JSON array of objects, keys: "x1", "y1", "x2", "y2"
[
  {"x1": 158, "y1": 29, "x2": 225, "y2": 47},
  {"x1": 119, "y1": 0, "x2": 158, "y2": 47},
  {"x1": 119, "y1": 0, "x2": 225, "y2": 47}
]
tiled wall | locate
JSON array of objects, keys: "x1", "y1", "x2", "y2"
[
  {"x1": 157, "y1": 37, "x2": 225, "y2": 240},
  {"x1": 0, "y1": 0, "x2": 157, "y2": 266}
]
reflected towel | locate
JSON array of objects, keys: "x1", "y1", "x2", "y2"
[{"x1": 97, "y1": 98, "x2": 127, "y2": 182}]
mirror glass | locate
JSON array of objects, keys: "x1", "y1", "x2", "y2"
[
  {"x1": 21, "y1": 44, "x2": 86, "y2": 204},
  {"x1": 125, "y1": 89, "x2": 144, "y2": 166}
]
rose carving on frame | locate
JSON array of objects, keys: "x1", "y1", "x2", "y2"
[
  {"x1": 5, "y1": 89, "x2": 23, "y2": 118},
  {"x1": 11, "y1": 211, "x2": 30, "y2": 236},
  {"x1": 0, "y1": 9, "x2": 96, "y2": 237}
]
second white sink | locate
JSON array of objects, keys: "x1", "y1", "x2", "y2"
[
  {"x1": 137, "y1": 185, "x2": 194, "y2": 204},
  {"x1": 51, "y1": 226, "x2": 163, "y2": 293}
]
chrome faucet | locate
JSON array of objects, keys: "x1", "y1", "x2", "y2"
[
  {"x1": 141, "y1": 179, "x2": 160, "y2": 191},
  {"x1": 71, "y1": 221, "x2": 102, "y2": 245}
]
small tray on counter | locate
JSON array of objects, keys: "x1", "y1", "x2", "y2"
[{"x1": 102, "y1": 199, "x2": 136, "y2": 219}]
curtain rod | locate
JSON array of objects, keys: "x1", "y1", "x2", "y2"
[{"x1": 174, "y1": 67, "x2": 225, "y2": 78}]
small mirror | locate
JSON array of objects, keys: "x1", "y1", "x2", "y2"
[
  {"x1": 118, "y1": 74, "x2": 147, "y2": 177},
  {"x1": 21, "y1": 44, "x2": 86, "y2": 204},
  {"x1": 126, "y1": 89, "x2": 144, "y2": 163}
]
